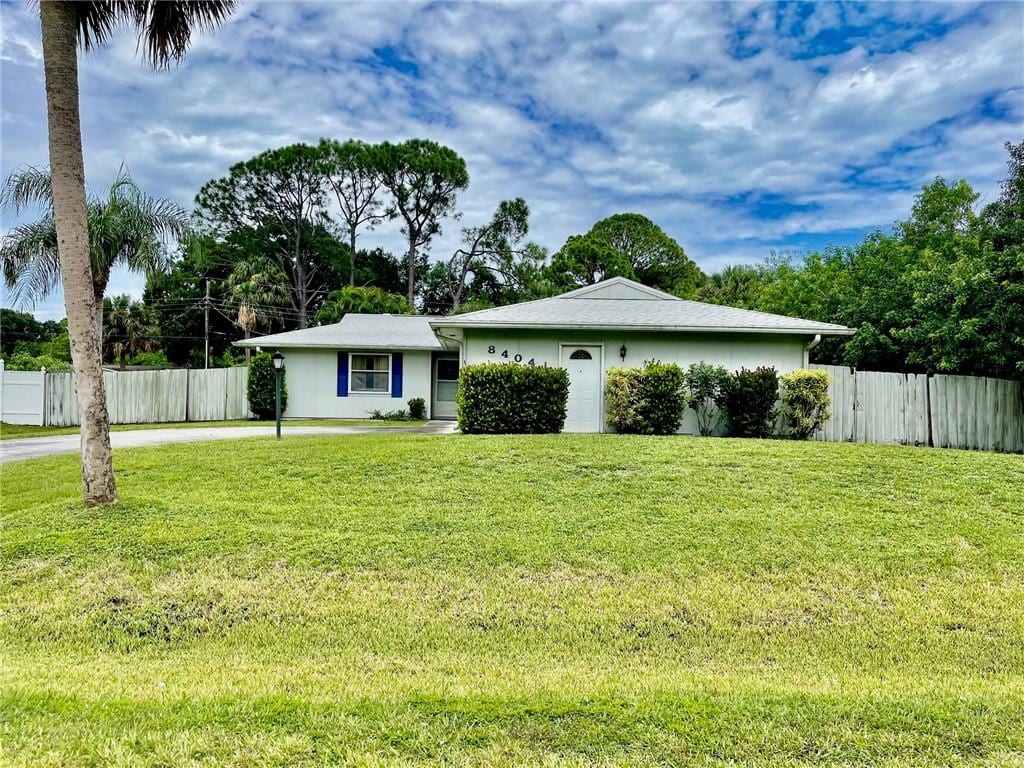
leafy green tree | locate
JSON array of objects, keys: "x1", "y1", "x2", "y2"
[
  {"x1": 896, "y1": 147, "x2": 1024, "y2": 378},
  {"x1": 549, "y1": 234, "x2": 633, "y2": 288},
  {"x1": 196, "y1": 143, "x2": 331, "y2": 328},
  {"x1": 315, "y1": 286, "x2": 412, "y2": 324},
  {"x1": 587, "y1": 213, "x2": 704, "y2": 296},
  {"x1": 143, "y1": 236, "x2": 237, "y2": 367},
  {"x1": 102, "y1": 295, "x2": 160, "y2": 369},
  {"x1": 445, "y1": 198, "x2": 530, "y2": 311},
  {"x1": 697, "y1": 264, "x2": 766, "y2": 308},
  {"x1": 319, "y1": 139, "x2": 389, "y2": 286},
  {"x1": 352, "y1": 247, "x2": 415, "y2": 296},
  {"x1": 1, "y1": 309, "x2": 48, "y2": 356},
  {"x1": 374, "y1": 139, "x2": 469, "y2": 307}
]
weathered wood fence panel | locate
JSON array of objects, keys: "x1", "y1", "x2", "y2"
[
  {"x1": 38, "y1": 367, "x2": 248, "y2": 427},
  {"x1": 929, "y1": 374, "x2": 1024, "y2": 453},
  {"x1": 813, "y1": 364, "x2": 855, "y2": 443},
  {"x1": 813, "y1": 365, "x2": 1022, "y2": 453}
]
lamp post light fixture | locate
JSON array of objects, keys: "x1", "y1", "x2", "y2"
[
  {"x1": 272, "y1": 351, "x2": 285, "y2": 439},
  {"x1": 619, "y1": 343, "x2": 627, "y2": 362}
]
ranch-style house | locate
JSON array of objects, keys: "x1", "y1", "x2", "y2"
[{"x1": 235, "y1": 277, "x2": 853, "y2": 432}]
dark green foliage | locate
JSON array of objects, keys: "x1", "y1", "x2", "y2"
[
  {"x1": 720, "y1": 367, "x2": 779, "y2": 438},
  {"x1": 549, "y1": 233, "x2": 633, "y2": 288},
  {"x1": 549, "y1": 213, "x2": 704, "y2": 296},
  {"x1": 604, "y1": 361, "x2": 687, "y2": 435},
  {"x1": 407, "y1": 397, "x2": 426, "y2": 420},
  {"x1": 457, "y1": 363, "x2": 568, "y2": 434},
  {"x1": 5, "y1": 352, "x2": 72, "y2": 372},
  {"x1": 698, "y1": 142, "x2": 1024, "y2": 378},
  {"x1": 587, "y1": 213, "x2": 704, "y2": 297},
  {"x1": 0, "y1": 309, "x2": 65, "y2": 357},
  {"x1": 247, "y1": 352, "x2": 286, "y2": 420},
  {"x1": 316, "y1": 286, "x2": 411, "y2": 325},
  {"x1": 685, "y1": 362, "x2": 730, "y2": 436},
  {"x1": 780, "y1": 369, "x2": 832, "y2": 440}
]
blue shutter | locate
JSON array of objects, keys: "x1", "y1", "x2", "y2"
[
  {"x1": 337, "y1": 352, "x2": 348, "y2": 397},
  {"x1": 391, "y1": 353, "x2": 403, "y2": 398}
]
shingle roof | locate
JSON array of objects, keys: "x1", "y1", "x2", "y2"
[
  {"x1": 234, "y1": 314, "x2": 444, "y2": 350},
  {"x1": 431, "y1": 277, "x2": 853, "y2": 336}
]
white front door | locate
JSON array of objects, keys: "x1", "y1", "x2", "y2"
[
  {"x1": 432, "y1": 356, "x2": 459, "y2": 420},
  {"x1": 562, "y1": 346, "x2": 602, "y2": 432}
]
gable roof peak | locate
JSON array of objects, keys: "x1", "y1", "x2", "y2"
[{"x1": 556, "y1": 276, "x2": 681, "y2": 301}]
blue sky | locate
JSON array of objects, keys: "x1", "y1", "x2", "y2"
[{"x1": 1, "y1": 1, "x2": 1022, "y2": 320}]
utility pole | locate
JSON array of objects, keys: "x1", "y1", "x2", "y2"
[{"x1": 204, "y1": 278, "x2": 210, "y2": 369}]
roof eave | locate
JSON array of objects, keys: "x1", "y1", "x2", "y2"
[
  {"x1": 232, "y1": 340, "x2": 443, "y2": 350},
  {"x1": 430, "y1": 320, "x2": 854, "y2": 336}
]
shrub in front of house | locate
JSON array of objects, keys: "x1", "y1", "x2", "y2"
[
  {"x1": 719, "y1": 366, "x2": 779, "y2": 438},
  {"x1": 605, "y1": 367, "x2": 644, "y2": 434},
  {"x1": 685, "y1": 361, "x2": 730, "y2": 436},
  {"x1": 247, "y1": 352, "x2": 287, "y2": 420},
  {"x1": 407, "y1": 397, "x2": 427, "y2": 420},
  {"x1": 780, "y1": 369, "x2": 832, "y2": 439},
  {"x1": 457, "y1": 362, "x2": 569, "y2": 434},
  {"x1": 605, "y1": 361, "x2": 686, "y2": 435}
]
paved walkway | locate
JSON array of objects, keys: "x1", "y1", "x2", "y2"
[{"x1": 0, "y1": 421, "x2": 457, "y2": 463}]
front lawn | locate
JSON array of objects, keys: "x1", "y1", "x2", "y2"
[
  {"x1": 1, "y1": 435, "x2": 1022, "y2": 766},
  {"x1": 0, "y1": 418, "x2": 428, "y2": 440}
]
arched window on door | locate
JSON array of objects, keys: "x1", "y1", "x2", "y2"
[{"x1": 569, "y1": 349, "x2": 593, "y2": 360}]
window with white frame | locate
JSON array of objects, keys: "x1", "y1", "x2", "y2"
[{"x1": 350, "y1": 353, "x2": 390, "y2": 394}]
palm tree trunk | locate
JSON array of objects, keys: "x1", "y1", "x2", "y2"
[{"x1": 39, "y1": 1, "x2": 117, "y2": 506}]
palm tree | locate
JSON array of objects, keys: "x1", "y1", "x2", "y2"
[
  {"x1": 35, "y1": 0, "x2": 234, "y2": 506},
  {"x1": 102, "y1": 295, "x2": 160, "y2": 370},
  {"x1": 225, "y1": 256, "x2": 290, "y2": 362},
  {"x1": 1, "y1": 165, "x2": 190, "y2": 341}
]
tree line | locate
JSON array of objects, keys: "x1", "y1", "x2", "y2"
[{"x1": 5, "y1": 140, "x2": 1022, "y2": 380}]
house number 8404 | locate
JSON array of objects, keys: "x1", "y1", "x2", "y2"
[{"x1": 487, "y1": 346, "x2": 534, "y2": 365}]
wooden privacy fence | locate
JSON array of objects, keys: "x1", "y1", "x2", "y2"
[
  {"x1": 812, "y1": 365, "x2": 1023, "y2": 453},
  {"x1": 42, "y1": 367, "x2": 250, "y2": 426}
]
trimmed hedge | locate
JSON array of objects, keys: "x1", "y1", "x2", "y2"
[
  {"x1": 247, "y1": 352, "x2": 287, "y2": 420},
  {"x1": 457, "y1": 363, "x2": 569, "y2": 434},
  {"x1": 780, "y1": 369, "x2": 832, "y2": 439},
  {"x1": 719, "y1": 366, "x2": 779, "y2": 438},
  {"x1": 605, "y1": 361, "x2": 686, "y2": 435}
]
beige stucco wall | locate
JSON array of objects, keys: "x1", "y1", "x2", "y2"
[
  {"x1": 456, "y1": 328, "x2": 812, "y2": 433},
  {"x1": 274, "y1": 347, "x2": 433, "y2": 419}
]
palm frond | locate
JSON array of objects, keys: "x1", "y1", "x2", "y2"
[
  {"x1": 0, "y1": 217, "x2": 62, "y2": 307},
  {"x1": 128, "y1": 1, "x2": 238, "y2": 68},
  {"x1": 70, "y1": 2, "x2": 236, "y2": 68},
  {"x1": 0, "y1": 166, "x2": 53, "y2": 215}
]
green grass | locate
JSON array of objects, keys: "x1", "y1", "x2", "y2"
[
  {"x1": 0, "y1": 418, "x2": 428, "y2": 439},
  {"x1": 1, "y1": 434, "x2": 1022, "y2": 766}
]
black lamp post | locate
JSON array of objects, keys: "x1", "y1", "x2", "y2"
[
  {"x1": 272, "y1": 351, "x2": 285, "y2": 439},
  {"x1": 619, "y1": 343, "x2": 627, "y2": 362}
]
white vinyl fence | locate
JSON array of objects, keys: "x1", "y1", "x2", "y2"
[
  {"x1": 812, "y1": 365, "x2": 1023, "y2": 453},
  {"x1": 0, "y1": 362, "x2": 46, "y2": 425},
  {"x1": 0, "y1": 365, "x2": 249, "y2": 427}
]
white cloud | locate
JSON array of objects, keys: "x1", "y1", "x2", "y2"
[{"x1": 1, "y1": 0, "x2": 1021, "y2": 321}]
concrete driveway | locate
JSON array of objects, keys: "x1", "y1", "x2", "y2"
[{"x1": 0, "y1": 421, "x2": 457, "y2": 463}]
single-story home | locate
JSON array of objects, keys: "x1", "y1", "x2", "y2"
[{"x1": 236, "y1": 277, "x2": 853, "y2": 432}]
